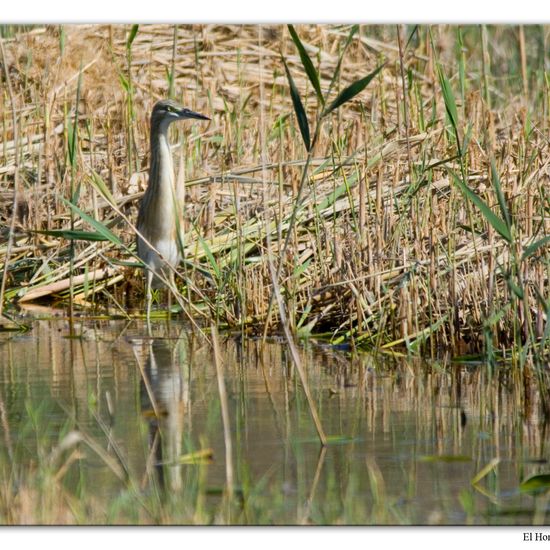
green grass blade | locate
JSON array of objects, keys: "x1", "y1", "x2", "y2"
[
  {"x1": 67, "y1": 118, "x2": 77, "y2": 169},
  {"x1": 483, "y1": 303, "x2": 512, "y2": 329},
  {"x1": 490, "y1": 158, "x2": 512, "y2": 232},
  {"x1": 193, "y1": 230, "x2": 221, "y2": 281},
  {"x1": 437, "y1": 64, "x2": 460, "y2": 150},
  {"x1": 89, "y1": 170, "x2": 116, "y2": 206},
  {"x1": 282, "y1": 56, "x2": 311, "y2": 151},
  {"x1": 457, "y1": 27, "x2": 466, "y2": 108},
  {"x1": 405, "y1": 25, "x2": 419, "y2": 51},
  {"x1": 322, "y1": 63, "x2": 385, "y2": 117},
  {"x1": 33, "y1": 229, "x2": 109, "y2": 242},
  {"x1": 507, "y1": 276, "x2": 525, "y2": 300},
  {"x1": 450, "y1": 171, "x2": 512, "y2": 243},
  {"x1": 287, "y1": 24, "x2": 324, "y2": 106},
  {"x1": 118, "y1": 73, "x2": 130, "y2": 93},
  {"x1": 60, "y1": 196, "x2": 124, "y2": 247},
  {"x1": 522, "y1": 235, "x2": 550, "y2": 261},
  {"x1": 327, "y1": 24, "x2": 359, "y2": 94},
  {"x1": 59, "y1": 25, "x2": 65, "y2": 55},
  {"x1": 126, "y1": 24, "x2": 139, "y2": 50},
  {"x1": 462, "y1": 122, "x2": 473, "y2": 153}
]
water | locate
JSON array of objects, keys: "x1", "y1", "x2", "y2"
[{"x1": 0, "y1": 319, "x2": 548, "y2": 524}]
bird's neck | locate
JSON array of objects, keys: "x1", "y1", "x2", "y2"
[{"x1": 149, "y1": 124, "x2": 174, "y2": 194}]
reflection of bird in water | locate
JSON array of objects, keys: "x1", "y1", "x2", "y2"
[
  {"x1": 140, "y1": 338, "x2": 189, "y2": 492},
  {"x1": 137, "y1": 99, "x2": 210, "y2": 325}
]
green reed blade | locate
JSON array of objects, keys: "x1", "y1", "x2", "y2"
[
  {"x1": 126, "y1": 24, "x2": 139, "y2": 50},
  {"x1": 33, "y1": 229, "x2": 109, "y2": 242},
  {"x1": 450, "y1": 171, "x2": 512, "y2": 243},
  {"x1": 490, "y1": 158, "x2": 512, "y2": 232},
  {"x1": 522, "y1": 235, "x2": 550, "y2": 262},
  {"x1": 322, "y1": 63, "x2": 385, "y2": 117},
  {"x1": 282, "y1": 55, "x2": 311, "y2": 151},
  {"x1": 288, "y1": 24, "x2": 324, "y2": 106},
  {"x1": 60, "y1": 196, "x2": 124, "y2": 247}
]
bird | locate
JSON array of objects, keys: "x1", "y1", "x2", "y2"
[{"x1": 137, "y1": 99, "x2": 210, "y2": 325}]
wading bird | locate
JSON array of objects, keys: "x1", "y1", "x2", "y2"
[{"x1": 137, "y1": 99, "x2": 209, "y2": 324}]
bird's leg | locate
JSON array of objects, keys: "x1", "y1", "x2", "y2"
[
  {"x1": 146, "y1": 269, "x2": 153, "y2": 335},
  {"x1": 167, "y1": 271, "x2": 175, "y2": 323}
]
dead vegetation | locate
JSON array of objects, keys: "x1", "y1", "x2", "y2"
[{"x1": 0, "y1": 24, "x2": 548, "y2": 359}]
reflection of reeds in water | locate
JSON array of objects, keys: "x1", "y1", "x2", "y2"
[{"x1": 0, "y1": 321, "x2": 550, "y2": 523}]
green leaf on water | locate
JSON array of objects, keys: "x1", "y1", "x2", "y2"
[
  {"x1": 323, "y1": 63, "x2": 385, "y2": 117},
  {"x1": 206, "y1": 486, "x2": 244, "y2": 498},
  {"x1": 294, "y1": 435, "x2": 357, "y2": 445},
  {"x1": 451, "y1": 354, "x2": 485, "y2": 364},
  {"x1": 471, "y1": 457, "x2": 500, "y2": 485},
  {"x1": 282, "y1": 56, "x2": 311, "y2": 151},
  {"x1": 450, "y1": 171, "x2": 512, "y2": 243},
  {"x1": 158, "y1": 448, "x2": 214, "y2": 465},
  {"x1": 520, "y1": 474, "x2": 550, "y2": 495},
  {"x1": 419, "y1": 455, "x2": 472, "y2": 463},
  {"x1": 287, "y1": 24, "x2": 324, "y2": 106},
  {"x1": 325, "y1": 435, "x2": 357, "y2": 445},
  {"x1": 0, "y1": 317, "x2": 28, "y2": 332}
]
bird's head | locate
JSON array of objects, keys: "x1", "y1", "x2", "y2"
[{"x1": 151, "y1": 99, "x2": 210, "y2": 129}]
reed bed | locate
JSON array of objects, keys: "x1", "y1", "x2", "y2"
[{"x1": 0, "y1": 24, "x2": 548, "y2": 361}]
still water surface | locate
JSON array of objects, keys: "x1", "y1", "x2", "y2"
[{"x1": 0, "y1": 320, "x2": 548, "y2": 524}]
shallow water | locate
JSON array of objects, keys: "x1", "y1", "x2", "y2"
[{"x1": 0, "y1": 319, "x2": 548, "y2": 524}]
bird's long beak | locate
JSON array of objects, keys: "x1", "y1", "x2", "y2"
[{"x1": 179, "y1": 108, "x2": 210, "y2": 121}]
